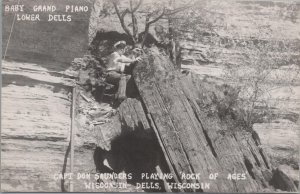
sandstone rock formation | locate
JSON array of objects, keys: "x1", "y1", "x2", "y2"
[
  {"x1": 1, "y1": 61, "x2": 73, "y2": 191},
  {"x1": 91, "y1": 48, "x2": 297, "y2": 192}
]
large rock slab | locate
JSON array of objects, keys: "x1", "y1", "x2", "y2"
[{"x1": 131, "y1": 48, "x2": 287, "y2": 192}]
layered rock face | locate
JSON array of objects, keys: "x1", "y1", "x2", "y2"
[
  {"x1": 177, "y1": 0, "x2": 300, "y2": 65},
  {"x1": 1, "y1": 0, "x2": 93, "y2": 192},
  {"x1": 1, "y1": 63, "x2": 100, "y2": 192},
  {"x1": 1, "y1": 61, "x2": 73, "y2": 191}
]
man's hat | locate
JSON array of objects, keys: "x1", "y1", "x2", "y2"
[
  {"x1": 114, "y1": 41, "x2": 126, "y2": 49},
  {"x1": 132, "y1": 47, "x2": 143, "y2": 53}
]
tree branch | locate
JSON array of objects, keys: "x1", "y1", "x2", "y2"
[
  {"x1": 121, "y1": 8, "x2": 130, "y2": 18},
  {"x1": 148, "y1": 8, "x2": 166, "y2": 25},
  {"x1": 130, "y1": 0, "x2": 139, "y2": 43},
  {"x1": 112, "y1": 2, "x2": 132, "y2": 37},
  {"x1": 141, "y1": 15, "x2": 151, "y2": 48}
]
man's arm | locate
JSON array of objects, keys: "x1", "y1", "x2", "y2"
[
  {"x1": 115, "y1": 55, "x2": 135, "y2": 64},
  {"x1": 107, "y1": 66, "x2": 119, "y2": 71}
]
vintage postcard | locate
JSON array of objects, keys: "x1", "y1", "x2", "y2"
[{"x1": 1, "y1": 0, "x2": 299, "y2": 192}]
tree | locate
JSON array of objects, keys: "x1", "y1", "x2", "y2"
[{"x1": 110, "y1": 0, "x2": 193, "y2": 48}]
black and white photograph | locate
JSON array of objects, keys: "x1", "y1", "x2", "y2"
[{"x1": 1, "y1": 0, "x2": 300, "y2": 192}]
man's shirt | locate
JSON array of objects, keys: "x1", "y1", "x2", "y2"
[{"x1": 107, "y1": 52, "x2": 131, "y2": 73}]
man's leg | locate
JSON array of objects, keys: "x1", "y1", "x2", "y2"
[
  {"x1": 106, "y1": 71, "x2": 122, "y2": 85},
  {"x1": 106, "y1": 71, "x2": 131, "y2": 102},
  {"x1": 116, "y1": 74, "x2": 131, "y2": 102}
]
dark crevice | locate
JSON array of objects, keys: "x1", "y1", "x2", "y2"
[
  {"x1": 251, "y1": 130, "x2": 261, "y2": 146},
  {"x1": 250, "y1": 149, "x2": 261, "y2": 167},
  {"x1": 269, "y1": 168, "x2": 298, "y2": 192},
  {"x1": 93, "y1": 129, "x2": 169, "y2": 192},
  {"x1": 202, "y1": 128, "x2": 218, "y2": 158},
  {"x1": 233, "y1": 133, "x2": 238, "y2": 142},
  {"x1": 244, "y1": 156, "x2": 256, "y2": 180},
  {"x1": 259, "y1": 148, "x2": 270, "y2": 169}
]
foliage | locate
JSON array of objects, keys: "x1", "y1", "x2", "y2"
[{"x1": 222, "y1": 38, "x2": 299, "y2": 128}]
